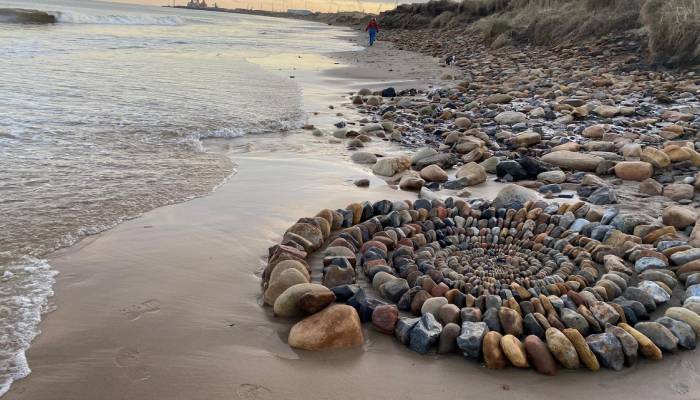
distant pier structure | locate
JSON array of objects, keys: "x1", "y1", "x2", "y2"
[{"x1": 287, "y1": 9, "x2": 312, "y2": 16}]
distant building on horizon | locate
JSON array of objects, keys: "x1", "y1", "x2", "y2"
[
  {"x1": 287, "y1": 9, "x2": 312, "y2": 16},
  {"x1": 186, "y1": 0, "x2": 208, "y2": 9}
]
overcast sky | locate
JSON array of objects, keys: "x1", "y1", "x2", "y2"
[{"x1": 110, "y1": 0, "x2": 430, "y2": 13}]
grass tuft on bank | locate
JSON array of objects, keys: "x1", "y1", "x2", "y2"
[{"x1": 379, "y1": 0, "x2": 700, "y2": 66}]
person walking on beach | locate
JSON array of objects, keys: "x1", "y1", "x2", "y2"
[{"x1": 365, "y1": 17, "x2": 379, "y2": 47}]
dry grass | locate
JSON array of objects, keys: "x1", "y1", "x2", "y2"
[
  {"x1": 378, "y1": 0, "x2": 700, "y2": 65},
  {"x1": 642, "y1": 0, "x2": 700, "y2": 65}
]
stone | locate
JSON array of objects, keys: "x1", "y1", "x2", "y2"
[
  {"x1": 589, "y1": 301, "x2": 620, "y2": 326},
  {"x1": 614, "y1": 161, "x2": 654, "y2": 181},
  {"x1": 495, "y1": 111, "x2": 527, "y2": 125},
  {"x1": 437, "y1": 304, "x2": 461, "y2": 326},
  {"x1": 639, "y1": 178, "x2": 663, "y2": 196},
  {"x1": 663, "y1": 183, "x2": 695, "y2": 201},
  {"x1": 394, "y1": 317, "x2": 419, "y2": 345},
  {"x1": 607, "y1": 325, "x2": 639, "y2": 366},
  {"x1": 593, "y1": 105, "x2": 620, "y2": 118},
  {"x1": 274, "y1": 283, "x2": 333, "y2": 318},
  {"x1": 665, "y1": 307, "x2": 700, "y2": 336},
  {"x1": 638, "y1": 281, "x2": 671, "y2": 304},
  {"x1": 662, "y1": 206, "x2": 698, "y2": 229},
  {"x1": 372, "y1": 156, "x2": 411, "y2": 177},
  {"x1": 635, "y1": 322, "x2": 678, "y2": 352},
  {"x1": 657, "y1": 316, "x2": 696, "y2": 350},
  {"x1": 563, "y1": 328, "x2": 600, "y2": 371},
  {"x1": 498, "y1": 307, "x2": 524, "y2": 336},
  {"x1": 408, "y1": 313, "x2": 443, "y2": 354},
  {"x1": 624, "y1": 287, "x2": 657, "y2": 312},
  {"x1": 540, "y1": 151, "x2": 603, "y2": 172},
  {"x1": 288, "y1": 305, "x2": 363, "y2": 350},
  {"x1": 588, "y1": 186, "x2": 617, "y2": 205},
  {"x1": 484, "y1": 93, "x2": 513, "y2": 104},
  {"x1": 537, "y1": 170, "x2": 566, "y2": 184},
  {"x1": 298, "y1": 291, "x2": 336, "y2": 315},
  {"x1": 399, "y1": 175, "x2": 425, "y2": 191},
  {"x1": 640, "y1": 147, "x2": 671, "y2": 168},
  {"x1": 323, "y1": 265, "x2": 354, "y2": 288},
  {"x1": 437, "y1": 322, "x2": 461, "y2": 354},
  {"x1": 618, "y1": 323, "x2": 663, "y2": 360},
  {"x1": 264, "y1": 268, "x2": 309, "y2": 306},
  {"x1": 492, "y1": 184, "x2": 539, "y2": 210},
  {"x1": 560, "y1": 308, "x2": 589, "y2": 336},
  {"x1": 500, "y1": 334, "x2": 529, "y2": 368},
  {"x1": 351, "y1": 151, "x2": 377, "y2": 164},
  {"x1": 635, "y1": 257, "x2": 667, "y2": 273},
  {"x1": 524, "y1": 335, "x2": 557, "y2": 375},
  {"x1": 586, "y1": 332, "x2": 624, "y2": 371},
  {"x1": 482, "y1": 331, "x2": 508, "y2": 369},
  {"x1": 419, "y1": 165, "x2": 448, "y2": 182},
  {"x1": 457, "y1": 321, "x2": 488, "y2": 359},
  {"x1": 421, "y1": 297, "x2": 448, "y2": 317},
  {"x1": 672, "y1": 248, "x2": 700, "y2": 265},
  {"x1": 514, "y1": 131, "x2": 541, "y2": 147},
  {"x1": 371, "y1": 304, "x2": 399, "y2": 334},
  {"x1": 411, "y1": 147, "x2": 438, "y2": 165},
  {"x1": 545, "y1": 328, "x2": 580, "y2": 369},
  {"x1": 455, "y1": 162, "x2": 487, "y2": 185},
  {"x1": 454, "y1": 117, "x2": 471, "y2": 128}
]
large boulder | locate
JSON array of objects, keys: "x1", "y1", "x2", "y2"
[
  {"x1": 540, "y1": 151, "x2": 603, "y2": 172},
  {"x1": 492, "y1": 184, "x2": 539, "y2": 209},
  {"x1": 288, "y1": 304, "x2": 364, "y2": 350}
]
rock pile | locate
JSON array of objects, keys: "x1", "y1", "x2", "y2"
[
  {"x1": 261, "y1": 191, "x2": 700, "y2": 374},
  {"x1": 341, "y1": 29, "x2": 698, "y2": 210}
]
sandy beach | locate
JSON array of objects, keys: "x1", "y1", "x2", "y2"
[{"x1": 6, "y1": 18, "x2": 700, "y2": 399}]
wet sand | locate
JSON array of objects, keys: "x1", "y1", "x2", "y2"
[{"x1": 7, "y1": 33, "x2": 700, "y2": 400}]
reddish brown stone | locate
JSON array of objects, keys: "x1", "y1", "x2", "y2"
[
  {"x1": 371, "y1": 304, "x2": 399, "y2": 334},
  {"x1": 524, "y1": 335, "x2": 558, "y2": 375}
]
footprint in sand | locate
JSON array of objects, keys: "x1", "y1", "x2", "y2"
[
  {"x1": 115, "y1": 347, "x2": 140, "y2": 367},
  {"x1": 120, "y1": 299, "x2": 161, "y2": 321},
  {"x1": 115, "y1": 347, "x2": 152, "y2": 383},
  {"x1": 236, "y1": 384, "x2": 272, "y2": 400},
  {"x1": 669, "y1": 359, "x2": 700, "y2": 395}
]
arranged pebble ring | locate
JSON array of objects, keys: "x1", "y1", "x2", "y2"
[{"x1": 261, "y1": 196, "x2": 700, "y2": 375}]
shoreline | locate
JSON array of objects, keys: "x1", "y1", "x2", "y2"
[{"x1": 2, "y1": 20, "x2": 446, "y2": 399}]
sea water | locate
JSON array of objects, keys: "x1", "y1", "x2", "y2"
[{"x1": 0, "y1": 0, "x2": 358, "y2": 394}]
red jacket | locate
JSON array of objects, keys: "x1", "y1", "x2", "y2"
[{"x1": 366, "y1": 20, "x2": 379, "y2": 31}]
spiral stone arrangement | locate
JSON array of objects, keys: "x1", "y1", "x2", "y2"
[{"x1": 261, "y1": 189, "x2": 700, "y2": 375}]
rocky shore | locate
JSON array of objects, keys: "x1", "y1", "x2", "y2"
[{"x1": 260, "y1": 24, "x2": 700, "y2": 375}]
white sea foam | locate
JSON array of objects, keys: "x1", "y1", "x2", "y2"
[
  {"x1": 0, "y1": 255, "x2": 57, "y2": 397},
  {"x1": 52, "y1": 11, "x2": 185, "y2": 26}
]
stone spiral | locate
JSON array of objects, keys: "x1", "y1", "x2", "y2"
[{"x1": 261, "y1": 195, "x2": 700, "y2": 374}]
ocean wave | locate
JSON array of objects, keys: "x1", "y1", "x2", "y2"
[
  {"x1": 0, "y1": 254, "x2": 57, "y2": 397},
  {"x1": 52, "y1": 11, "x2": 185, "y2": 26},
  {"x1": 0, "y1": 8, "x2": 185, "y2": 26}
]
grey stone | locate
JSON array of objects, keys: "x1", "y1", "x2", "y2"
[
  {"x1": 408, "y1": 313, "x2": 443, "y2": 354},
  {"x1": 586, "y1": 332, "x2": 624, "y2": 371},
  {"x1": 456, "y1": 321, "x2": 489, "y2": 359}
]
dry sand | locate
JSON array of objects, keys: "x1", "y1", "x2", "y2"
[{"x1": 7, "y1": 31, "x2": 700, "y2": 400}]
